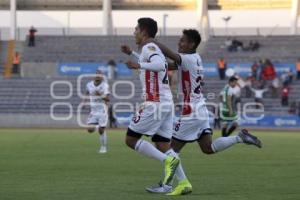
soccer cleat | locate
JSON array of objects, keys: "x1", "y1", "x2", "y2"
[
  {"x1": 163, "y1": 156, "x2": 180, "y2": 185},
  {"x1": 145, "y1": 181, "x2": 172, "y2": 194},
  {"x1": 98, "y1": 146, "x2": 107, "y2": 153},
  {"x1": 166, "y1": 179, "x2": 192, "y2": 196},
  {"x1": 238, "y1": 129, "x2": 262, "y2": 148}
]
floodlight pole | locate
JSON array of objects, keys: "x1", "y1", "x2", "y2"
[
  {"x1": 163, "y1": 14, "x2": 168, "y2": 36},
  {"x1": 291, "y1": 0, "x2": 300, "y2": 35},
  {"x1": 10, "y1": 0, "x2": 16, "y2": 40},
  {"x1": 103, "y1": 0, "x2": 113, "y2": 35},
  {"x1": 196, "y1": 0, "x2": 210, "y2": 41}
]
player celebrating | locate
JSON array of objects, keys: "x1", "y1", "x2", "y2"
[
  {"x1": 83, "y1": 70, "x2": 110, "y2": 153},
  {"x1": 120, "y1": 17, "x2": 180, "y2": 189},
  {"x1": 144, "y1": 29, "x2": 262, "y2": 195},
  {"x1": 219, "y1": 76, "x2": 239, "y2": 137}
]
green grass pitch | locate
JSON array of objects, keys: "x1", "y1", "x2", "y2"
[{"x1": 0, "y1": 129, "x2": 299, "y2": 200}]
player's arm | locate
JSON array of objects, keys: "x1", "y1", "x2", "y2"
[
  {"x1": 82, "y1": 91, "x2": 90, "y2": 109},
  {"x1": 102, "y1": 83, "x2": 110, "y2": 106},
  {"x1": 168, "y1": 61, "x2": 178, "y2": 71},
  {"x1": 121, "y1": 45, "x2": 140, "y2": 61},
  {"x1": 126, "y1": 54, "x2": 165, "y2": 72},
  {"x1": 151, "y1": 40, "x2": 181, "y2": 64}
]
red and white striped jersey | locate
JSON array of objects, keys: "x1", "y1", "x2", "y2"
[
  {"x1": 138, "y1": 42, "x2": 173, "y2": 102},
  {"x1": 177, "y1": 53, "x2": 205, "y2": 115}
]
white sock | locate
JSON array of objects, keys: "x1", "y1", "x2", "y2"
[
  {"x1": 165, "y1": 149, "x2": 187, "y2": 183},
  {"x1": 99, "y1": 131, "x2": 107, "y2": 147},
  {"x1": 211, "y1": 136, "x2": 242, "y2": 153},
  {"x1": 134, "y1": 139, "x2": 167, "y2": 162}
]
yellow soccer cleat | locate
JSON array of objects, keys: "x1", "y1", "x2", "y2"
[
  {"x1": 166, "y1": 179, "x2": 192, "y2": 196},
  {"x1": 163, "y1": 156, "x2": 180, "y2": 185}
]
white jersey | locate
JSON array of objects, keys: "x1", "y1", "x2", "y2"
[
  {"x1": 177, "y1": 53, "x2": 205, "y2": 115},
  {"x1": 138, "y1": 42, "x2": 173, "y2": 102},
  {"x1": 86, "y1": 81, "x2": 110, "y2": 114}
]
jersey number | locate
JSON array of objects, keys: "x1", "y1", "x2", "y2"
[
  {"x1": 194, "y1": 76, "x2": 204, "y2": 94},
  {"x1": 162, "y1": 64, "x2": 169, "y2": 84}
]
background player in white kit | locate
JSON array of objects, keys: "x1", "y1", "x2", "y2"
[
  {"x1": 146, "y1": 29, "x2": 262, "y2": 195},
  {"x1": 120, "y1": 17, "x2": 180, "y2": 190},
  {"x1": 83, "y1": 70, "x2": 110, "y2": 153}
]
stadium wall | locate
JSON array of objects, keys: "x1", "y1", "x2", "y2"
[{"x1": 0, "y1": 9, "x2": 297, "y2": 40}]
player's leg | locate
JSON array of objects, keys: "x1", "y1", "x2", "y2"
[
  {"x1": 97, "y1": 126, "x2": 107, "y2": 153},
  {"x1": 225, "y1": 121, "x2": 238, "y2": 136},
  {"x1": 97, "y1": 113, "x2": 108, "y2": 153},
  {"x1": 146, "y1": 138, "x2": 188, "y2": 194},
  {"x1": 86, "y1": 113, "x2": 97, "y2": 133},
  {"x1": 87, "y1": 126, "x2": 95, "y2": 133},
  {"x1": 165, "y1": 138, "x2": 192, "y2": 196},
  {"x1": 198, "y1": 128, "x2": 262, "y2": 154},
  {"x1": 155, "y1": 113, "x2": 191, "y2": 195},
  {"x1": 221, "y1": 122, "x2": 228, "y2": 137}
]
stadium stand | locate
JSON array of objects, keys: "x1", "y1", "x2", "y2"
[
  {"x1": 21, "y1": 35, "x2": 300, "y2": 63},
  {"x1": 0, "y1": 76, "x2": 299, "y2": 116},
  {"x1": 200, "y1": 36, "x2": 300, "y2": 63},
  {"x1": 22, "y1": 36, "x2": 179, "y2": 63}
]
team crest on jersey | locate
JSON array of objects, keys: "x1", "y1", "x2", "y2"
[{"x1": 147, "y1": 45, "x2": 156, "y2": 51}]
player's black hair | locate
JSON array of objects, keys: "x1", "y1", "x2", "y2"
[
  {"x1": 182, "y1": 29, "x2": 201, "y2": 50},
  {"x1": 137, "y1": 17, "x2": 158, "y2": 38},
  {"x1": 229, "y1": 76, "x2": 238, "y2": 82}
]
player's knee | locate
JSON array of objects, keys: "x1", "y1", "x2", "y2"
[
  {"x1": 125, "y1": 128, "x2": 142, "y2": 149},
  {"x1": 202, "y1": 146, "x2": 214, "y2": 154},
  {"x1": 87, "y1": 128, "x2": 94, "y2": 133},
  {"x1": 98, "y1": 127, "x2": 105, "y2": 134}
]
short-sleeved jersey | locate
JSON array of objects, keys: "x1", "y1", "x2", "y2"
[
  {"x1": 138, "y1": 42, "x2": 173, "y2": 102},
  {"x1": 219, "y1": 84, "x2": 235, "y2": 113},
  {"x1": 86, "y1": 80, "x2": 110, "y2": 113},
  {"x1": 177, "y1": 53, "x2": 205, "y2": 115}
]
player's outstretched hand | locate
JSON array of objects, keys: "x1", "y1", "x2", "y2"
[
  {"x1": 126, "y1": 60, "x2": 140, "y2": 70},
  {"x1": 121, "y1": 45, "x2": 132, "y2": 55}
]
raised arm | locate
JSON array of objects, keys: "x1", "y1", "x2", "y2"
[{"x1": 152, "y1": 40, "x2": 181, "y2": 64}]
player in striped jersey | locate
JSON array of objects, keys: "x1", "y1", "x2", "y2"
[
  {"x1": 120, "y1": 18, "x2": 180, "y2": 191},
  {"x1": 219, "y1": 76, "x2": 239, "y2": 136},
  {"x1": 145, "y1": 29, "x2": 262, "y2": 195}
]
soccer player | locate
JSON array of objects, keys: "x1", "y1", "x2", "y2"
[
  {"x1": 219, "y1": 76, "x2": 240, "y2": 137},
  {"x1": 143, "y1": 29, "x2": 262, "y2": 195},
  {"x1": 120, "y1": 17, "x2": 180, "y2": 189},
  {"x1": 83, "y1": 70, "x2": 110, "y2": 153}
]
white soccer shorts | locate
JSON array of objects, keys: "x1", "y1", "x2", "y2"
[
  {"x1": 173, "y1": 104, "x2": 211, "y2": 142},
  {"x1": 128, "y1": 102, "x2": 174, "y2": 139},
  {"x1": 87, "y1": 111, "x2": 108, "y2": 127}
]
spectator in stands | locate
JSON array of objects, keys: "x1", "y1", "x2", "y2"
[
  {"x1": 261, "y1": 59, "x2": 278, "y2": 97},
  {"x1": 12, "y1": 51, "x2": 20, "y2": 74},
  {"x1": 231, "y1": 38, "x2": 243, "y2": 51},
  {"x1": 250, "y1": 85, "x2": 268, "y2": 109},
  {"x1": 296, "y1": 58, "x2": 300, "y2": 80},
  {"x1": 281, "y1": 85, "x2": 290, "y2": 106},
  {"x1": 28, "y1": 26, "x2": 37, "y2": 47},
  {"x1": 251, "y1": 61, "x2": 258, "y2": 80},
  {"x1": 107, "y1": 59, "x2": 116, "y2": 80},
  {"x1": 217, "y1": 57, "x2": 226, "y2": 80},
  {"x1": 289, "y1": 101, "x2": 297, "y2": 115},
  {"x1": 245, "y1": 73, "x2": 254, "y2": 98},
  {"x1": 224, "y1": 37, "x2": 232, "y2": 50},
  {"x1": 281, "y1": 68, "x2": 293, "y2": 86},
  {"x1": 252, "y1": 40, "x2": 260, "y2": 51}
]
